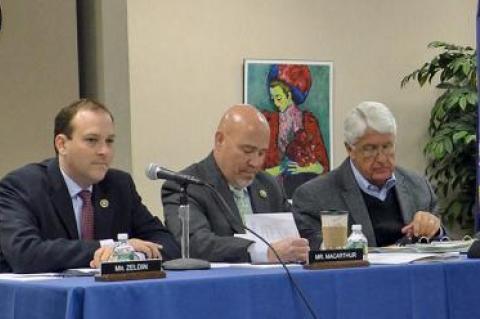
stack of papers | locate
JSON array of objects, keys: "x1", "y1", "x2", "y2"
[
  {"x1": 369, "y1": 239, "x2": 474, "y2": 254},
  {"x1": 368, "y1": 252, "x2": 460, "y2": 264},
  {"x1": 410, "y1": 240, "x2": 473, "y2": 253},
  {"x1": 210, "y1": 263, "x2": 302, "y2": 269},
  {"x1": 367, "y1": 239, "x2": 472, "y2": 264},
  {"x1": 0, "y1": 273, "x2": 62, "y2": 281}
]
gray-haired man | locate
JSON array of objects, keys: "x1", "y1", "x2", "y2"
[{"x1": 293, "y1": 101, "x2": 441, "y2": 250}]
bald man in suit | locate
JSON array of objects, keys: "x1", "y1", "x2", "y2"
[{"x1": 162, "y1": 104, "x2": 309, "y2": 263}]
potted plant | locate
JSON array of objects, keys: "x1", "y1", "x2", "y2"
[{"x1": 401, "y1": 41, "x2": 477, "y2": 234}]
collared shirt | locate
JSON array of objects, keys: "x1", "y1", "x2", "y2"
[
  {"x1": 350, "y1": 159, "x2": 396, "y2": 201},
  {"x1": 350, "y1": 159, "x2": 444, "y2": 239},
  {"x1": 60, "y1": 169, "x2": 93, "y2": 239}
]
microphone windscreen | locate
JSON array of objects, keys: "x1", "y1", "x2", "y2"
[
  {"x1": 145, "y1": 163, "x2": 158, "y2": 180},
  {"x1": 467, "y1": 240, "x2": 480, "y2": 258}
]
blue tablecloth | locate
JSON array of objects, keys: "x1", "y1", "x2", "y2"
[{"x1": 0, "y1": 258, "x2": 479, "y2": 319}]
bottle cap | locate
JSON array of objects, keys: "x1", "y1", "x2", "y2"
[
  {"x1": 117, "y1": 233, "x2": 129, "y2": 241},
  {"x1": 352, "y1": 224, "x2": 362, "y2": 231}
]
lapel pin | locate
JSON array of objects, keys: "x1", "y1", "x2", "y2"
[
  {"x1": 259, "y1": 189, "x2": 267, "y2": 199},
  {"x1": 100, "y1": 199, "x2": 109, "y2": 208}
]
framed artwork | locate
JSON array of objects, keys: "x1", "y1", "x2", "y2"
[{"x1": 244, "y1": 59, "x2": 333, "y2": 198}]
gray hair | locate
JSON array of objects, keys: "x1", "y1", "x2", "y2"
[{"x1": 344, "y1": 101, "x2": 397, "y2": 145}]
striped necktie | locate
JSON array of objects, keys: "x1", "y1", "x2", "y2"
[{"x1": 230, "y1": 188, "x2": 253, "y2": 223}]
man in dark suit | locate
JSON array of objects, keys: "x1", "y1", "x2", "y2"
[
  {"x1": 162, "y1": 104, "x2": 309, "y2": 263},
  {"x1": 0, "y1": 99, "x2": 180, "y2": 273},
  {"x1": 293, "y1": 101, "x2": 441, "y2": 250}
]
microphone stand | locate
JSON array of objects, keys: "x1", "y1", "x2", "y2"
[{"x1": 163, "y1": 183, "x2": 210, "y2": 270}]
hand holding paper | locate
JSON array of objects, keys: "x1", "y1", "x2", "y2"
[
  {"x1": 236, "y1": 213, "x2": 309, "y2": 263},
  {"x1": 267, "y1": 237, "x2": 309, "y2": 263}
]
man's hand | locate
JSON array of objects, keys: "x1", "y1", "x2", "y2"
[
  {"x1": 267, "y1": 237, "x2": 310, "y2": 263},
  {"x1": 89, "y1": 238, "x2": 163, "y2": 268},
  {"x1": 90, "y1": 246, "x2": 114, "y2": 268},
  {"x1": 401, "y1": 211, "x2": 441, "y2": 239},
  {"x1": 127, "y1": 238, "x2": 162, "y2": 259}
]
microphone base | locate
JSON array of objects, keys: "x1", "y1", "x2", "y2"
[{"x1": 163, "y1": 258, "x2": 211, "y2": 270}]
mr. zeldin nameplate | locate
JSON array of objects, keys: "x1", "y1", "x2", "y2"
[
  {"x1": 95, "y1": 259, "x2": 165, "y2": 281},
  {"x1": 304, "y1": 248, "x2": 369, "y2": 270}
]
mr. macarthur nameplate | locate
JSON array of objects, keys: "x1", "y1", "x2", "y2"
[
  {"x1": 304, "y1": 248, "x2": 369, "y2": 270},
  {"x1": 95, "y1": 259, "x2": 165, "y2": 281}
]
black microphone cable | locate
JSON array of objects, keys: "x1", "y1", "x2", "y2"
[{"x1": 204, "y1": 183, "x2": 319, "y2": 319}]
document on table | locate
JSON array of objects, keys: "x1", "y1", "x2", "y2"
[
  {"x1": 368, "y1": 252, "x2": 461, "y2": 264},
  {"x1": 0, "y1": 273, "x2": 62, "y2": 281},
  {"x1": 62, "y1": 268, "x2": 99, "y2": 277},
  {"x1": 0, "y1": 268, "x2": 99, "y2": 281},
  {"x1": 210, "y1": 262, "x2": 302, "y2": 269}
]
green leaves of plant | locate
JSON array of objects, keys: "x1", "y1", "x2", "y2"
[{"x1": 401, "y1": 41, "x2": 477, "y2": 233}]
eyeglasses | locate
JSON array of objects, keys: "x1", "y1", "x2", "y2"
[{"x1": 353, "y1": 142, "x2": 395, "y2": 158}]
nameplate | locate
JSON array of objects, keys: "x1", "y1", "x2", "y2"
[
  {"x1": 95, "y1": 259, "x2": 166, "y2": 281},
  {"x1": 310, "y1": 248, "x2": 363, "y2": 262},
  {"x1": 304, "y1": 249, "x2": 369, "y2": 270}
]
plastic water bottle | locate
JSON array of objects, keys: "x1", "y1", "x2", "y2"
[
  {"x1": 346, "y1": 224, "x2": 368, "y2": 260},
  {"x1": 110, "y1": 233, "x2": 137, "y2": 261}
]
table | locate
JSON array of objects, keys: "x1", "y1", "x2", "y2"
[{"x1": 0, "y1": 259, "x2": 479, "y2": 319}]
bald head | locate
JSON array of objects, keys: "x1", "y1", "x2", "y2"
[
  {"x1": 213, "y1": 104, "x2": 271, "y2": 189},
  {"x1": 217, "y1": 104, "x2": 270, "y2": 136}
]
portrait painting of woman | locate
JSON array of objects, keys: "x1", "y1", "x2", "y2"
[{"x1": 244, "y1": 60, "x2": 332, "y2": 197}]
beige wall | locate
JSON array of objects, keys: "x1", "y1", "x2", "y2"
[
  {"x1": 0, "y1": 0, "x2": 79, "y2": 176},
  {"x1": 126, "y1": 0, "x2": 475, "y2": 217},
  {"x1": 77, "y1": 0, "x2": 132, "y2": 172},
  {"x1": 4, "y1": 1, "x2": 471, "y2": 219}
]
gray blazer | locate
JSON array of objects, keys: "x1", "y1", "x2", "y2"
[
  {"x1": 292, "y1": 159, "x2": 438, "y2": 249},
  {"x1": 161, "y1": 153, "x2": 291, "y2": 262}
]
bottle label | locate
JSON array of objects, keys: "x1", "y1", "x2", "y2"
[{"x1": 110, "y1": 243, "x2": 138, "y2": 262}]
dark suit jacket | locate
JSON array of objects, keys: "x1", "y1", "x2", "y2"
[
  {"x1": 0, "y1": 158, "x2": 180, "y2": 273},
  {"x1": 292, "y1": 159, "x2": 438, "y2": 249},
  {"x1": 161, "y1": 153, "x2": 291, "y2": 262}
]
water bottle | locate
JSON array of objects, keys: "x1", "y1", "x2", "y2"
[
  {"x1": 346, "y1": 224, "x2": 368, "y2": 260},
  {"x1": 110, "y1": 233, "x2": 137, "y2": 261}
]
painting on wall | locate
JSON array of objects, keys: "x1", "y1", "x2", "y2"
[{"x1": 244, "y1": 59, "x2": 333, "y2": 198}]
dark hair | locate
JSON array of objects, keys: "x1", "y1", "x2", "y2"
[
  {"x1": 269, "y1": 80, "x2": 291, "y2": 96},
  {"x1": 53, "y1": 98, "x2": 114, "y2": 152}
]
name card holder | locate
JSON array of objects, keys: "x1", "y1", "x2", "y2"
[
  {"x1": 304, "y1": 248, "x2": 369, "y2": 270},
  {"x1": 95, "y1": 259, "x2": 165, "y2": 281}
]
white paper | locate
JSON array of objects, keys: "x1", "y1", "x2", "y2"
[
  {"x1": 0, "y1": 273, "x2": 62, "y2": 281},
  {"x1": 368, "y1": 252, "x2": 460, "y2": 264},
  {"x1": 243, "y1": 212, "x2": 300, "y2": 241},
  {"x1": 63, "y1": 267, "x2": 99, "y2": 276},
  {"x1": 234, "y1": 213, "x2": 301, "y2": 263},
  {"x1": 209, "y1": 262, "x2": 301, "y2": 269},
  {"x1": 232, "y1": 263, "x2": 301, "y2": 269}
]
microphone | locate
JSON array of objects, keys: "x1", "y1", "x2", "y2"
[
  {"x1": 145, "y1": 163, "x2": 206, "y2": 186},
  {"x1": 146, "y1": 171, "x2": 317, "y2": 318}
]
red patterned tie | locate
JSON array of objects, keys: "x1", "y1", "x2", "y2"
[{"x1": 78, "y1": 190, "x2": 94, "y2": 240}]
